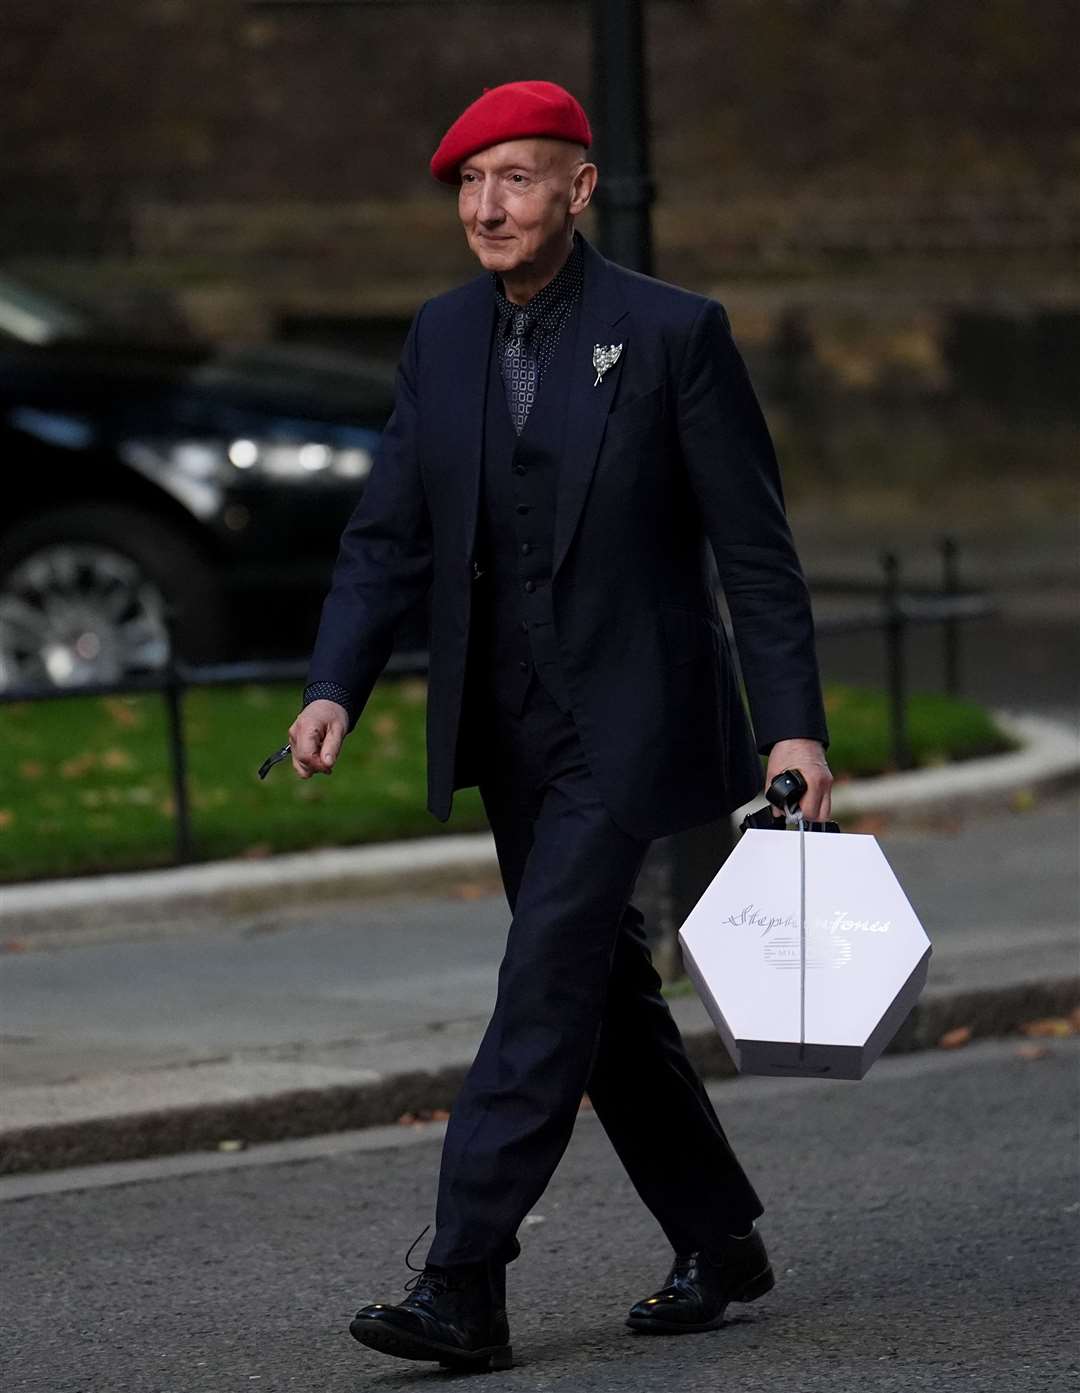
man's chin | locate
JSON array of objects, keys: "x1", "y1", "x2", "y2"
[{"x1": 469, "y1": 237, "x2": 523, "y2": 272}]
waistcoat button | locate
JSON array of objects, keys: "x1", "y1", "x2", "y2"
[
  {"x1": 524, "y1": 579, "x2": 535, "y2": 593},
  {"x1": 520, "y1": 542, "x2": 532, "y2": 555},
  {"x1": 514, "y1": 464, "x2": 526, "y2": 476},
  {"x1": 518, "y1": 660, "x2": 529, "y2": 672}
]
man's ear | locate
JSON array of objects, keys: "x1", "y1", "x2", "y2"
[{"x1": 569, "y1": 162, "x2": 598, "y2": 216}]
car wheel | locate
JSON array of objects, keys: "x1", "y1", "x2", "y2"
[{"x1": 0, "y1": 505, "x2": 228, "y2": 692}]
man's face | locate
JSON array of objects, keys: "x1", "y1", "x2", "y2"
[{"x1": 458, "y1": 138, "x2": 590, "y2": 277}]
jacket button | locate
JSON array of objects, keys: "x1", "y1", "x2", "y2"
[
  {"x1": 518, "y1": 660, "x2": 529, "y2": 672},
  {"x1": 520, "y1": 542, "x2": 532, "y2": 555},
  {"x1": 520, "y1": 619, "x2": 529, "y2": 632},
  {"x1": 524, "y1": 579, "x2": 535, "y2": 593},
  {"x1": 514, "y1": 464, "x2": 526, "y2": 476}
]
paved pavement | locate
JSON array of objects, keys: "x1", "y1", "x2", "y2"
[
  {"x1": 1, "y1": 794, "x2": 1076, "y2": 1170},
  {"x1": 3, "y1": 1037, "x2": 1077, "y2": 1392}
]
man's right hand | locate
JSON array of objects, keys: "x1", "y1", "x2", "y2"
[{"x1": 288, "y1": 700, "x2": 349, "y2": 779}]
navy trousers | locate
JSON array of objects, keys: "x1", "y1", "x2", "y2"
[{"x1": 426, "y1": 674, "x2": 764, "y2": 1269}]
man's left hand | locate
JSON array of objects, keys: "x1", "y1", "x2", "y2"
[{"x1": 765, "y1": 739, "x2": 833, "y2": 821}]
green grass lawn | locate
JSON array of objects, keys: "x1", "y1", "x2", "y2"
[{"x1": 0, "y1": 679, "x2": 1013, "y2": 883}]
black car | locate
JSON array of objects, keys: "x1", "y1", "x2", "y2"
[{"x1": 0, "y1": 273, "x2": 412, "y2": 692}]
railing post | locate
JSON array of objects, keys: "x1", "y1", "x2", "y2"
[
  {"x1": 669, "y1": 813, "x2": 734, "y2": 971},
  {"x1": 637, "y1": 813, "x2": 734, "y2": 984},
  {"x1": 882, "y1": 552, "x2": 912, "y2": 771},
  {"x1": 162, "y1": 620, "x2": 193, "y2": 864},
  {"x1": 941, "y1": 535, "x2": 961, "y2": 697}
]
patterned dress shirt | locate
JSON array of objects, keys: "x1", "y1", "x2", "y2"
[{"x1": 493, "y1": 232, "x2": 584, "y2": 434}]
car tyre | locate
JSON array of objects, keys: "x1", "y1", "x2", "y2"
[{"x1": 0, "y1": 504, "x2": 229, "y2": 690}]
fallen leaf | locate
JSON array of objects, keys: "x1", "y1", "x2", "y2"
[
  {"x1": 101, "y1": 697, "x2": 141, "y2": 729},
  {"x1": 1, "y1": 939, "x2": 27, "y2": 953},
  {"x1": 399, "y1": 678, "x2": 428, "y2": 705},
  {"x1": 1016, "y1": 1043, "x2": 1052, "y2": 1060},
  {"x1": 372, "y1": 713, "x2": 399, "y2": 738},
  {"x1": 1019, "y1": 1017, "x2": 1074, "y2": 1039},
  {"x1": 240, "y1": 843, "x2": 272, "y2": 860},
  {"x1": 60, "y1": 754, "x2": 97, "y2": 779},
  {"x1": 451, "y1": 881, "x2": 488, "y2": 901},
  {"x1": 217, "y1": 1139, "x2": 246, "y2": 1152},
  {"x1": 395, "y1": 1108, "x2": 449, "y2": 1127},
  {"x1": 18, "y1": 761, "x2": 43, "y2": 780},
  {"x1": 1010, "y1": 787, "x2": 1037, "y2": 812},
  {"x1": 0, "y1": 809, "x2": 14, "y2": 829},
  {"x1": 101, "y1": 748, "x2": 133, "y2": 771},
  {"x1": 938, "y1": 1026, "x2": 972, "y2": 1049}
]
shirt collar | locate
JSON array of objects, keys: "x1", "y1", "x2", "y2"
[{"x1": 492, "y1": 232, "x2": 584, "y2": 336}]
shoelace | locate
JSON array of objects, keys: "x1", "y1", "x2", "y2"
[
  {"x1": 401, "y1": 1222, "x2": 448, "y2": 1296},
  {"x1": 667, "y1": 1254, "x2": 695, "y2": 1286},
  {"x1": 404, "y1": 1268, "x2": 451, "y2": 1297}
]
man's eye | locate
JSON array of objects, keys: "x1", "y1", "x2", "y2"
[{"x1": 509, "y1": 174, "x2": 527, "y2": 185}]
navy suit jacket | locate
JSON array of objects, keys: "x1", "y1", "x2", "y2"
[{"x1": 307, "y1": 235, "x2": 828, "y2": 840}]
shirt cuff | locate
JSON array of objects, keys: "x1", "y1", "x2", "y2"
[{"x1": 302, "y1": 681, "x2": 357, "y2": 728}]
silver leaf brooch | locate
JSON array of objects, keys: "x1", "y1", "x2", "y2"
[{"x1": 592, "y1": 342, "x2": 623, "y2": 387}]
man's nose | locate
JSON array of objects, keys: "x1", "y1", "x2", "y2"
[{"x1": 476, "y1": 179, "x2": 504, "y2": 224}]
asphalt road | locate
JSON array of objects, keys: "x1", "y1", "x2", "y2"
[{"x1": 5, "y1": 1037, "x2": 1077, "y2": 1393}]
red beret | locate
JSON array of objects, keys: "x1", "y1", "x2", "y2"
[{"x1": 430, "y1": 80, "x2": 592, "y2": 185}]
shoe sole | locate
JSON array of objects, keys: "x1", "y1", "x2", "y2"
[
  {"x1": 625, "y1": 1264, "x2": 776, "y2": 1335},
  {"x1": 349, "y1": 1316, "x2": 513, "y2": 1371}
]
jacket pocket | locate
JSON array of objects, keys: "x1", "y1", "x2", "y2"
[{"x1": 603, "y1": 383, "x2": 664, "y2": 446}]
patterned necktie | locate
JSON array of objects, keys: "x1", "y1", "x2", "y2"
[{"x1": 502, "y1": 306, "x2": 538, "y2": 435}]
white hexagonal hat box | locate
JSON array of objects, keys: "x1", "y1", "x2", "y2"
[{"x1": 678, "y1": 827, "x2": 932, "y2": 1080}]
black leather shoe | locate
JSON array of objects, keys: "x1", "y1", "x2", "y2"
[
  {"x1": 626, "y1": 1229, "x2": 775, "y2": 1334},
  {"x1": 349, "y1": 1259, "x2": 512, "y2": 1372}
]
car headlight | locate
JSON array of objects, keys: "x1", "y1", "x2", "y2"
[
  {"x1": 225, "y1": 438, "x2": 374, "y2": 480},
  {"x1": 120, "y1": 435, "x2": 376, "y2": 488}
]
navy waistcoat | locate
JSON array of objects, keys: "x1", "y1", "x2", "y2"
[{"x1": 469, "y1": 299, "x2": 580, "y2": 715}]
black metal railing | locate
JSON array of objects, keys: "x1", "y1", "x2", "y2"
[
  {"x1": 0, "y1": 537, "x2": 993, "y2": 867},
  {"x1": 810, "y1": 538, "x2": 995, "y2": 773}
]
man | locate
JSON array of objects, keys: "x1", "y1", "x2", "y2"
[{"x1": 289, "y1": 80, "x2": 832, "y2": 1373}]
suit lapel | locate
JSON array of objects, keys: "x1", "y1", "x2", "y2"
[
  {"x1": 446, "y1": 276, "x2": 494, "y2": 568},
  {"x1": 552, "y1": 236, "x2": 629, "y2": 578}
]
